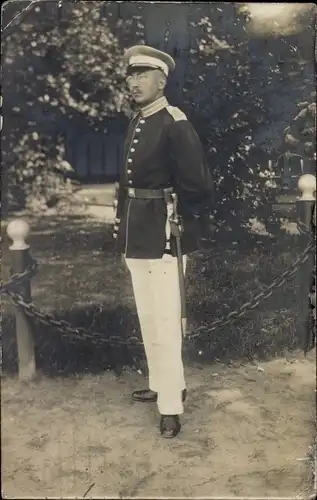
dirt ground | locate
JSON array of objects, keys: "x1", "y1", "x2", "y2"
[{"x1": 1, "y1": 350, "x2": 316, "y2": 499}]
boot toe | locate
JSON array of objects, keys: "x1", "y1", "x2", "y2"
[
  {"x1": 132, "y1": 389, "x2": 158, "y2": 402},
  {"x1": 160, "y1": 415, "x2": 181, "y2": 438}
]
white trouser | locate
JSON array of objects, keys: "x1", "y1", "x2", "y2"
[{"x1": 125, "y1": 254, "x2": 187, "y2": 415}]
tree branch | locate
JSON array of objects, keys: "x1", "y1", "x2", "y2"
[{"x1": 1, "y1": 0, "x2": 41, "y2": 37}]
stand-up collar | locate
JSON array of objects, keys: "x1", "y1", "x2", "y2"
[{"x1": 140, "y1": 96, "x2": 169, "y2": 118}]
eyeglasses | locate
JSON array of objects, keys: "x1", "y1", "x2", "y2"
[{"x1": 126, "y1": 72, "x2": 151, "y2": 84}]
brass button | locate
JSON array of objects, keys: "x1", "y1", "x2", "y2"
[
  {"x1": 128, "y1": 158, "x2": 132, "y2": 163},
  {"x1": 128, "y1": 180, "x2": 132, "y2": 185},
  {"x1": 133, "y1": 139, "x2": 138, "y2": 144},
  {"x1": 135, "y1": 128, "x2": 141, "y2": 132},
  {"x1": 130, "y1": 148, "x2": 135, "y2": 153},
  {"x1": 140, "y1": 119, "x2": 145, "y2": 124}
]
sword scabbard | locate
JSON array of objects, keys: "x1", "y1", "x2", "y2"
[{"x1": 170, "y1": 191, "x2": 187, "y2": 336}]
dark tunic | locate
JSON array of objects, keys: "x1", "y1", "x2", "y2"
[{"x1": 113, "y1": 96, "x2": 214, "y2": 259}]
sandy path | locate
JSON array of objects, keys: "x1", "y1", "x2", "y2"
[{"x1": 2, "y1": 350, "x2": 315, "y2": 498}]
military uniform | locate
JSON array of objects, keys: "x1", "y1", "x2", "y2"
[
  {"x1": 113, "y1": 46, "x2": 214, "y2": 428},
  {"x1": 113, "y1": 96, "x2": 214, "y2": 258}
]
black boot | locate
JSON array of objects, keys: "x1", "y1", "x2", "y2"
[
  {"x1": 132, "y1": 389, "x2": 158, "y2": 402},
  {"x1": 132, "y1": 388, "x2": 187, "y2": 403},
  {"x1": 160, "y1": 415, "x2": 181, "y2": 438}
]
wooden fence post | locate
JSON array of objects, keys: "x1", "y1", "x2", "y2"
[
  {"x1": 296, "y1": 174, "x2": 316, "y2": 354},
  {"x1": 6, "y1": 219, "x2": 36, "y2": 380}
]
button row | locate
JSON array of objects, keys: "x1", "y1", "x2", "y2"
[{"x1": 126, "y1": 118, "x2": 145, "y2": 187}]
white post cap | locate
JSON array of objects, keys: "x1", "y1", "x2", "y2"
[
  {"x1": 7, "y1": 219, "x2": 30, "y2": 250},
  {"x1": 298, "y1": 174, "x2": 316, "y2": 201}
]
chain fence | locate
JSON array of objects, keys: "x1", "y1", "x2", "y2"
[
  {"x1": 0, "y1": 259, "x2": 38, "y2": 295},
  {"x1": 1, "y1": 228, "x2": 315, "y2": 349},
  {"x1": 188, "y1": 237, "x2": 315, "y2": 343}
]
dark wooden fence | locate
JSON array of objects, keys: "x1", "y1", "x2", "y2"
[{"x1": 64, "y1": 129, "x2": 125, "y2": 182}]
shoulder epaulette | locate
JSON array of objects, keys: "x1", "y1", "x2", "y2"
[{"x1": 166, "y1": 105, "x2": 187, "y2": 122}]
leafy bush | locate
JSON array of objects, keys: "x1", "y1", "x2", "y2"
[
  {"x1": 2, "y1": 1, "x2": 140, "y2": 213},
  {"x1": 7, "y1": 132, "x2": 73, "y2": 211},
  {"x1": 2, "y1": 1, "x2": 315, "y2": 226},
  {"x1": 181, "y1": 4, "x2": 315, "y2": 239},
  {"x1": 284, "y1": 93, "x2": 316, "y2": 165}
]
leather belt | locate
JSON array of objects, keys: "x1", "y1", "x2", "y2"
[{"x1": 125, "y1": 187, "x2": 173, "y2": 200}]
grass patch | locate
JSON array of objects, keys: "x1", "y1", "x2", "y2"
[{"x1": 1, "y1": 213, "x2": 313, "y2": 376}]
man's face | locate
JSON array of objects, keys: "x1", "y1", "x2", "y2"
[{"x1": 126, "y1": 67, "x2": 166, "y2": 105}]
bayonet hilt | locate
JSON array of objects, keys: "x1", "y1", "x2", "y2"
[{"x1": 169, "y1": 192, "x2": 183, "y2": 238}]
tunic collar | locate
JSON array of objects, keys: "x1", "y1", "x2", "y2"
[{"x1": 140, "y1": 96, "x2": 169, "y2": 118}]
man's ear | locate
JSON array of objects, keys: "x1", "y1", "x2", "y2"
[
  {"x1": 159, "y1": 79, "x2": 167, "y2": 91},
  {"x1": 157, "y1": 70, "x2": 167, "y2": 90}
]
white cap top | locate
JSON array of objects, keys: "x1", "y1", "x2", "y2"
[
  {"x1": 124, "y1": 45, "x2": 176, "y2": 77},
  {"x1": 129, "y1": 54, "x2": 169, "y2": 76}
]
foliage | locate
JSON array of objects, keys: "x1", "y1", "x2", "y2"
[
  {"x1": 8, "y1": 132, "x2": 74, "y2": 212},
  {"x1": 181, "y1": 3, "x2": 315, "y2": 238},
  {"x1": 2, "y1": 1, "x2": 315, "y2": 229},
  {"x1": 2, "y1": 1, "x2": 143, "y2": 213},
  {"x1": 3, "y1": 1, "x2": 135, "y2": 119},
  {"x1": 283, "y1": 93, "x2": 316, "y2": 164}
]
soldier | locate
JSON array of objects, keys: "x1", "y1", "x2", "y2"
[{"x1": 113, "y1": 45, "x2": 214, "y2": 438}]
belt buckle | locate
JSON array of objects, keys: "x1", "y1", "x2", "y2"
[{"x1": 128, "y1": 188, "x2": 135, "y2": 198}]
